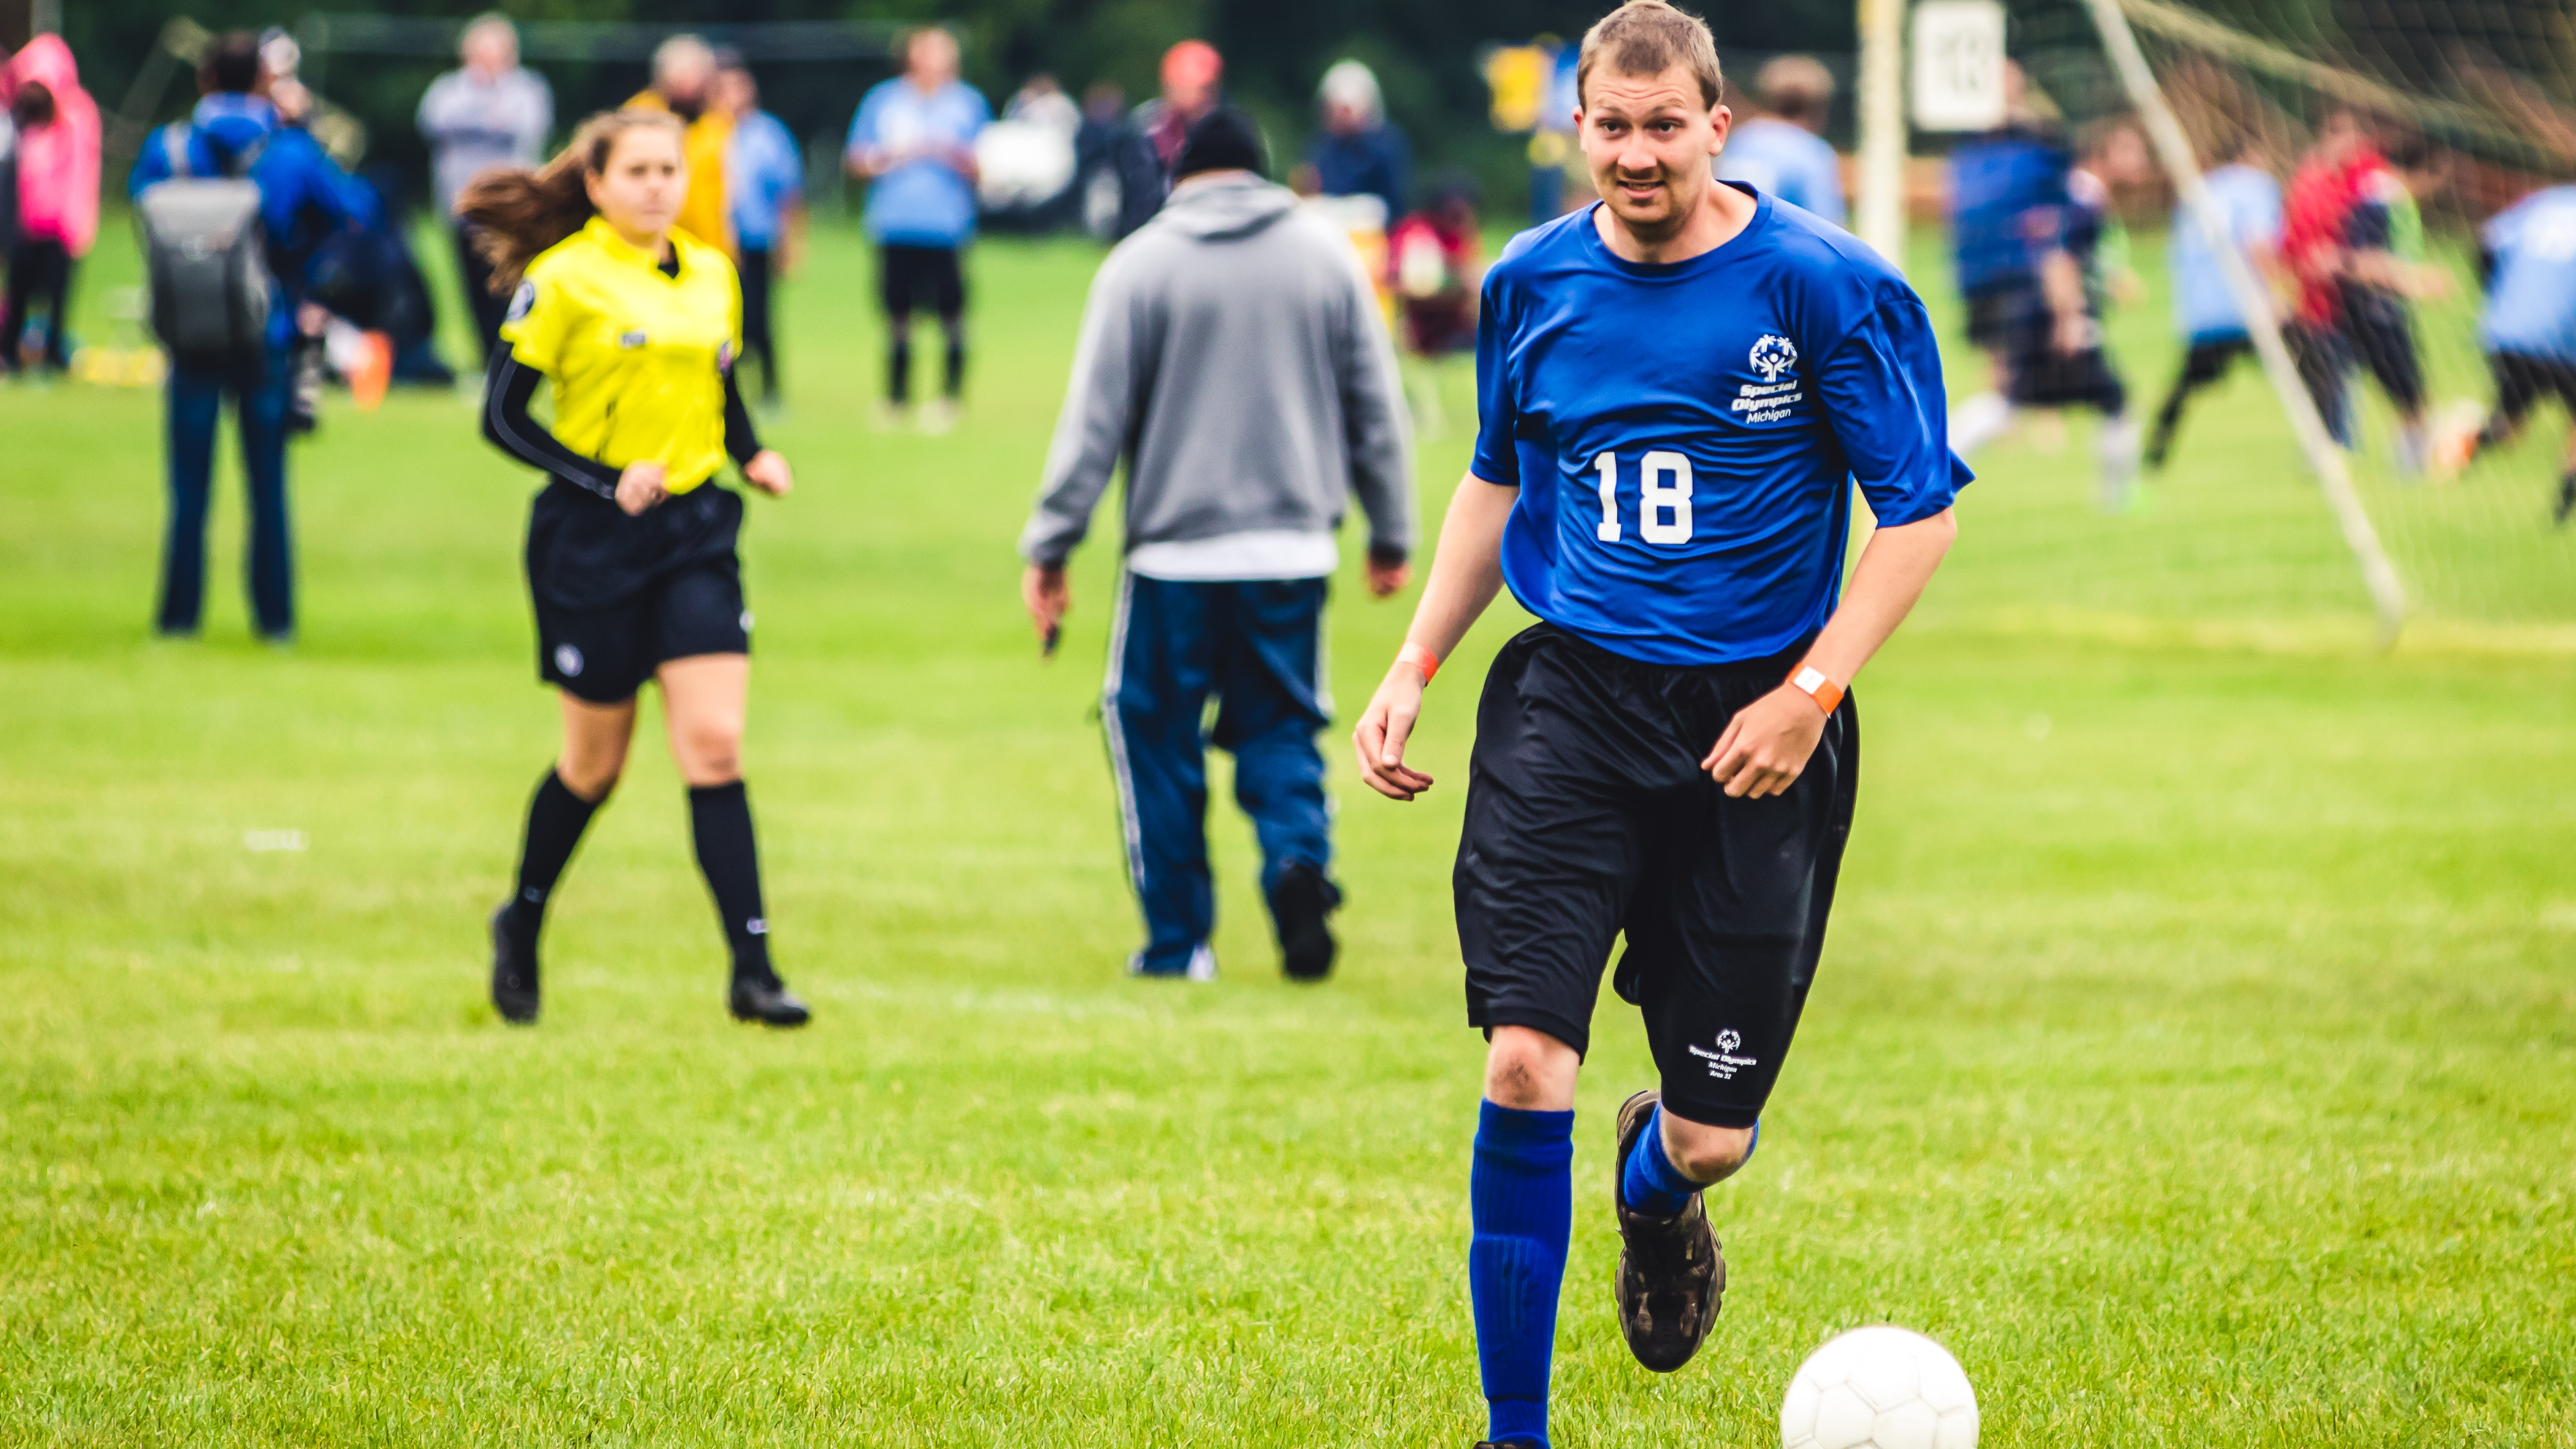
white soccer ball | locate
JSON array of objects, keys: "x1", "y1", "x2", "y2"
[{"x1": 1780, "y1": 1326, "x2": 1978, "y2": 1449}]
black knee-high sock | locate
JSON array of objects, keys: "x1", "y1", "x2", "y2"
[
  {"x1": 507, "y1": 769, "x2": 599, "y2": 938},
  {"x1": 888, "y1": 332, "x2": 912, "y2": 404},
  {"x1": 941, "y1": 323, "x2": 966, "y2": 398},
  {"x1": 688, "y1": 781, "x2": 774, "y2": 983}
]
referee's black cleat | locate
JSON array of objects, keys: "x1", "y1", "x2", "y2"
[
  {"x1": 489, "y1": 905, "x2": 540, "y2": 1025},
  {"x1": 1612, "y1": 1088, "x2": 1725, "y2": 1374},
  {"x1": 1269, "y1": 861, "x2": 1343, "y2": 982},
  {"x1": 729, "y1": 973, "x2": 812, "y2": 1028}
]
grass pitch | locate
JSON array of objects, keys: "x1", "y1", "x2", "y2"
[{"x1": 2, "y1": 223, "x2": 2571, "y2": 1447}]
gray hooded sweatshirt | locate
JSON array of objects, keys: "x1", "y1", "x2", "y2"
[{"x1": 1017, "y1": 174, "x2": 1415, "y2": 574}]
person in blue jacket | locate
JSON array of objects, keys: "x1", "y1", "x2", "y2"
[{"x1": 129, "y1": 31, "x2": 361, "y2": 643}]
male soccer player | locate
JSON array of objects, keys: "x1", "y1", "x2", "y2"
[
  {"x1": 2434, "y1": 181, "x2": 2576, "y2": 520},
  {"x1": 845, "y1": 26, "x2": 989, "y2": 432},
  {"x1": 2145, "y1": 132, "x2": 2283, "y2": 470},
  {"x1": 1713, "y1": 55, "x2": 1845, "y2": 225},
  {"x1": 1349, "y1": 5, "x2": 1965, "y2": 1445}
]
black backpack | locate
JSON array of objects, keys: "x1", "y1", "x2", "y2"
[{"x1": 135, "y1": 124, "x2": 275, "y2": 372}]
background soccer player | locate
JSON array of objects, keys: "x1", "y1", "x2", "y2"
[
  {"x1": 2434, "y1": 180, "x2": 2576, "y2": 519},
  {"x1": 1347, "y1": 5, "x2": 1965, "y2": 1444},
  {"x1": 844, "y1": 26, "x2": 989, "y2": 433},
  {"x1": 2145, "y1": 130, "x2": 2283, "y2": 471}
]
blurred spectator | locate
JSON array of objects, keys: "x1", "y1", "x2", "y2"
[
  {"x1": 720, "y1": 61, "x2": 802, "y2": 407},
  {"x1": 1133, "y1": 40, "x2": 1222, "y2": 184},
  {"x1": 303, "y1": 164, "x2": 456, "y2": 387},
  {"x1": 845, "y1": 26, "x2": 988, "y2": 431},
  {"x1": 129, "y1": 31, "x2": 363, "y2": 643},
  {"x1": 1301, "y1": 60, "x2": 1407, "y2": 229},
  {"x1": 2, "y1": 36, "x2": 100, "y2": 376},
  {"x1": 1017, "y1": 107, "x2": 1414, "y2": 983},
  {"x1": 1075, "y1": 80, "x2": 1161, "y2": 240},
  {"x1": 1005, "y1": 73, "x2": 1081, "y2": 139},
  {"x1": 1391, "y1": 179, "x2": 1480, "y2": 356},
  {"x1": 1715, "y1": 55, "x2": 1843, "y2": 225},
  {"x1": 629, "y1": 35, "x2": 733, "y2": 252},
  {"x1": 418, "y1": 13, "x2": 550, "y2": 368}
]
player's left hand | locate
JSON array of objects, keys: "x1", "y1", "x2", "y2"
[
  {"x1": 744, "y1": 450, "x2": 794, "y2": 497},
  {"x1": 1702, "y1": 685, "x2": 1828, "y2": 799}
]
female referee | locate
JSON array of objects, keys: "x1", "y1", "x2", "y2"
[{"x1": 459, "y1": 109, "x2": 809, "y2": 1028}]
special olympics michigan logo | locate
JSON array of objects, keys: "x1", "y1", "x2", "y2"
[{"x1": 1750, "y1": 333, "x2": 1799, "y2": 382}]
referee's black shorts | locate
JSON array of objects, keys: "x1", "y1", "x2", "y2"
[
  {"x1": 1456, "y1": 625, "x2": 1858, "y2": 1129},
  {"x1": 526, "y1": 480, "x2": 751, "y2": 705}
]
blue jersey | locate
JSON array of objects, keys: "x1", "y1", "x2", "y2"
[
  {"x1": 1472, "y1": 190, "x2": 1970, "y2": 666},
  {"x1": 728, "y1": 110, "x2": 805, "y2": 251},
  {"x1": 2480, "y1": 186, "x2": 2576, "y2": 366},
  {"x1": 1717, "y1": 118, "x2": 1846, "y2": 225},
  {"x1": 846, "y1": 77, "x2": 990, "y2": 246},
  {"x1": 1949, "y1": 127, "x2": 2071, "y2": 295},
  {"x1": 2170, "y1": 164, "x2": 2283, "y2": 343}
]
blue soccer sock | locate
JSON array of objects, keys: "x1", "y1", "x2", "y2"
[
  {"x1": 1470, "y1": 1100, "x2": 1574, "y2": 1448},
  {"x1": 1620, "y1": 1109, "x2": 1761, "y2": 1217}
]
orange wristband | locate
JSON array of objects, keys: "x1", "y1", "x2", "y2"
[
  {"x1": 1397, "y1": 642, "x2": 1441, "y2": 683},
  {"x1": 1788, "y1": 664, "x2": 1843, "y2": 715}
]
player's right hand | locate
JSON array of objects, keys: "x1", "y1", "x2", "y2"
[
  {"x1": 615, "y1": 461, "x2": 668, "y2": 516},
  {"x1": 1354, "y1": 666, "x2": 1435, "y2": 801}
]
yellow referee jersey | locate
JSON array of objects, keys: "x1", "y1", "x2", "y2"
[{"x1": 500, "y1": 217, "x2": 744, "y2": 494}]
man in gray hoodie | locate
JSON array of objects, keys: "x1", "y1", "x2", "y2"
[{"x1": 1019, "y1": 108, "x2": 1415, "y2": 983}]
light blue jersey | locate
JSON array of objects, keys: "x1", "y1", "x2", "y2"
[
  {"x1": 728, "y1": 110, "x2": 805, "y2": 252},
  {"x1": 2170, "y1": 163, "x2": 2283, "y2": 343},
  {"x1": 2480, "y1": 185, "x2": 2576, "y2": 366},
  {"x1": 845, "y1": 77, "x2": 990, "y2": 246},
  {"x1": 1472, "y1": 190, "x2": 1968, "y2": 666},
  {"x1": 1716, "y1": 118, "x2": 1846, "y2": 225}
]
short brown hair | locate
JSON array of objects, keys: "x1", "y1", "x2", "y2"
[{"x1": 1577, "y1": 1, "x2": 1725, "y2": 111}]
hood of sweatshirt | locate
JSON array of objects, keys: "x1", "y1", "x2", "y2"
[
  {"x1": 1153, "y1": 175, "x2": 1301, "y2": 242},
  {"x1": 7, "y1": 34, "x2": 82, "y2": 98}
]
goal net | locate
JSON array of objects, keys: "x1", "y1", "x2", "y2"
[{"x1": 1892, "y1": 0, "x2": 2576, "y2": 644}]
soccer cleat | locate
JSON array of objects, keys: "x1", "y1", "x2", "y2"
[
  {"x1": 2431, "y1": 398, "x2": 2486, "y2": 481},
  {"x1": 729, "y1": 974, "x2": 812, "y2": 1028},
  {"x1": 489, "y1": 905, "x2": 540, "y2": 1025},
  {"x1": 1126, "y1": 942, "x2": 1218, "y2": 982},
  {"x1": 917, "y1": 397, "x2": 958, "y2": 435},
  {"x1": 1611, "y1": 1088, "x2": 1725, "y2": 1374},
  {"x1": 1268, "y1": 862, "x2": 1344, "y2": 982}
]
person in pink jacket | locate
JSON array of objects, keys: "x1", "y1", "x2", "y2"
[{"x1": 3, "y1": 35, "x2": 101, "y2": 374}]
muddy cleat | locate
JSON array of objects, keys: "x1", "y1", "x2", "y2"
[
  {"x1": 489, "y1": 905, "x2": 540, "y2": 1025},
  {"x1": 1612, "y1": 1088, "x2": 1725, "y2": 1373},
  {"x1": 1269, "y1": 862, "x2": 1343, "y2": 982},
  {"x1": 729, "y1": 974, "x2": 812, "y2": 1028}
]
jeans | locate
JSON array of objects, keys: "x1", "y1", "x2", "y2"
[{"x1": 158, "y1": 349, "x2": 294, "y2": 638}]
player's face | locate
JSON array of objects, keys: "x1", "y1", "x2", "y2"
[
  {"x1": 1578, "y1": 64, "x2": 1728, "y2": 239},
  {"x1": 587, "y1": 127, "x2": 687, "y2": 242}
]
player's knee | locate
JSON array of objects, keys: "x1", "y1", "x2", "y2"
[
  {"x1": 558, "y1": 754, "x2": 623, "y2": 802},
  {"x1": 676, "y1": 718, "x2": 744, "y2": 781},
  {"x1": 1482, "y1": 1026, "x2": 1580, "y2": 1110},
  {"x1": 1661, "y1": 1116, "x2": 1756, "y2": 1184}
]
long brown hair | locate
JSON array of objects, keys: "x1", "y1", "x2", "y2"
[{"x1": 456, "y1": 108, "x2": 686, "y2": 293}]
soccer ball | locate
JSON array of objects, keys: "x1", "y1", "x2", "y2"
[{"x1": 1779, "y1": 1326, "x2": 1978, "y2": 1449}]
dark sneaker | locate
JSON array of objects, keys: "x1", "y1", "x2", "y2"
[
  {"x1": 489, "y1": 905, "x2": 539, "y2": 1025},
  {"x1": 729, "y1": 975, "x2": 812, "y2": 1028},
  {"x1": 2555, "y1": 474, "x2": 2576, "y2": 526},
  {"x1": 1611, "y1": 1088, "x2": 1724, "y2": 1373},
  {"x1": 1268, "y1": 862, "x2": 1343, "y2": 982}
]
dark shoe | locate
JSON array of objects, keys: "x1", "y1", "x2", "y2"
[
  {"x1": 489, "y1": 905, "x2": 539, "y2": 1024},
  {"x1": 729, "y1": 975, "x2": 812, "y2": 1028},
  {"x1": 1611, "y1": 1089, "x2": 1724, "y2": 1373},
  {"x1": 1474, "y1": 1441, "x2": 1544, "y2": 1448},
  {"x1": 2555, "y1": 475, "x2": 2576, "y2": 526},
  {"x1": 1268, "y1": 862, "x2": 1343, "y2": 982}
]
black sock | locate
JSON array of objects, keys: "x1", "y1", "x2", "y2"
[
  {"x1": 942, "y1": 328, "x2": 966, "y2": 398},
  {"x1": 888, "y1": 334, "x2": 911, "y2": 404},
  {"x1": 688, "y1": 781, "x2": 775, "y2": 983},
  {"x1": 507, "y1": 769, "x2": 599, "y2": 939}
]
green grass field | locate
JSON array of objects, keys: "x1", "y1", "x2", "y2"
[{"x1": 3, "y1": 220, "x2": 2572, "y2": 1447}]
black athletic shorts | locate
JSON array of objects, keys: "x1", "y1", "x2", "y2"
[
  {"x1": 1993, "y1": 285, "x2": 2126, "y2": 413},
  {"x1": 2491, "y1": 351, "x2": 2576, "y2": 424},
  {"x1": 2175, "y1": 334, "x2": 2254, "y2": 388},
  {"x1": 1456, "y1": 625, "x2": 1859, "y2": 1129},
  {"x1": 1964, "y1": 284, "x2": 2023, "y2": 350},
  {"x1": 526, "y1": 479, "x2": 750, "y2": 704},
  {"x1": 2341, "y1": 294, "x2": 2425, "y2": 414},
  {"x1": 878, "y1": 242, "x2": 966, "y2": 321}
]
